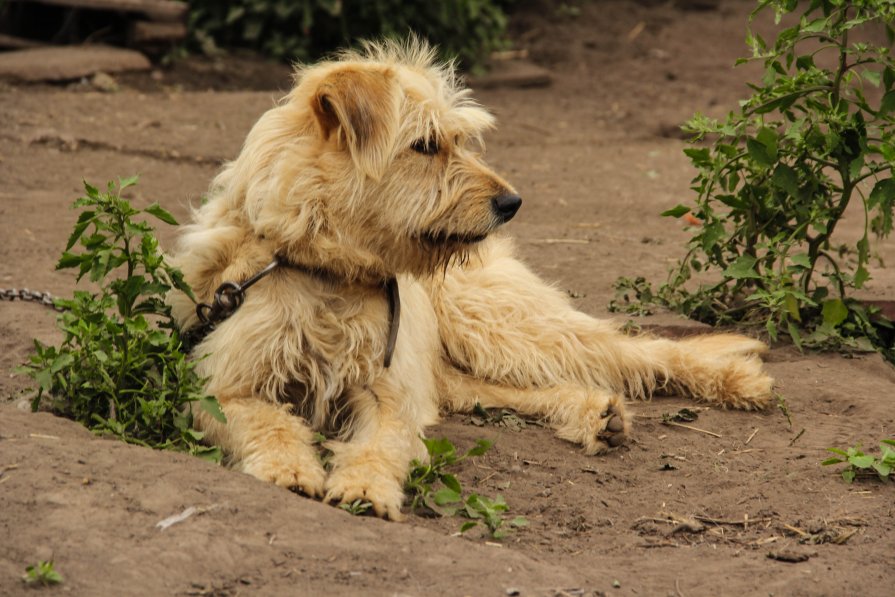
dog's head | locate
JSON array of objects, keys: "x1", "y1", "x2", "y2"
[{"x1": 239, "y1": 38, "x2": 521, "y2": 280}]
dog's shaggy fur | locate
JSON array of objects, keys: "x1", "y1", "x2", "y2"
[{"x1": 170, "y1": 39, "x2": 773, "y2": 519}]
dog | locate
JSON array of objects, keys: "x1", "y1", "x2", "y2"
[{"x1": 169, "y1": 39, "x2": 773, "y2": 520}]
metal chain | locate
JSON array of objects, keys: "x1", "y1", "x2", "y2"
[{"x1": 0, "y1": 288, "x2": 65, "y2": 311}]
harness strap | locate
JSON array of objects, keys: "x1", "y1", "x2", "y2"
[
  {"x1": 383, "y1": 277, "x2": 400, "y2": 368},
  {"x1": 181, "y1": 256, "x2": 401, "y2": 369}
]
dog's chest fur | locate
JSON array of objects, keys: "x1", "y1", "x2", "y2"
[{"x1": 258, "y1": 273, "x2": 392, "y2": 413}]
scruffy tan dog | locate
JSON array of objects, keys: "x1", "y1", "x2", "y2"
[{"x1": 170, "y1": 39, "x2": 772, "y2": 520}]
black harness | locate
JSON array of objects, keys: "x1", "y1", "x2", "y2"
[{"x1": 180, "y1": 255, "x2": 401, "y2": 368}]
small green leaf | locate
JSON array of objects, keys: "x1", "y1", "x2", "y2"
[
  {"x1": 144, "y1": 203, "x2": 179, "y2": 226},
  {"x1": 83, "y1": 180, "x2": 99, "y2": 197},
  {"x1": 423, "y1": 437, "x2": 456, "y2": 458},
  {"x1": 784, "y1": 293, "x2": 801, "y2": 322},
  {"x1": 796, "y1": 55, "x2": 814, "y2": 71},
  {"x1": 723, "y1": 255, "x2": 760, "y2": 279},
  {"x1": 459, "y1": 521, "x2": 478, "y2": 533},
  {"x1": 868, "y1": 178, "x2": 895, "y2": 209},
  {"x1": 848, "y1": 455, "x2": 875, "y2": 469},
  {"x1": 849, "y1": 156, "x2": 864, "y2": 181},
  {"x1": 50, "y1": 352, "x2": 74, "y2": 374},
  {"x1": 199, "y1": 395, "x2": 227, "y2": 423},
  {"x1": 683, "y1": 147, "x2": 711, "y2": 167},
  {"x1": 766, "y1": 319, "x2": 778, "y2": 341},
  {"x1": 788, "y1": 321, "x2": 803, "y2": 352},
  {"x1": 440, "y1": 473, "x2": 461, "y2": 494},
  {"x1": 433, "y1": 487, "x2": 461, "y2": 506},
  {"x1": 822, "y1": 299, "x2": 848, "y2": 327},
  {"x1": 661, "y1": 204, "x2": 691, "y2": 218},
  {"x1": 756, "y1": 127, "x2": 778, "y2": 157},
  {"x1": 34, "y1": 368, "x2": 52, "y2": 392},
  {"x1": 880, "y1": 91, "x2": 895, "y2": 115},
  {"x1": 65, "y1": 210, "x2": 96, "y2": 250},
  {"x1": 863, "y1": 69, "x2": 881, "y2": 87},
  {"x1": 118, "y1": 175, "x2": 140, "y2": 189},
  {"x1": 790, "y1": 253, "x2": 811, "y2": 269},
  {"x1": 772, "y1": 164, "x2": 799, "y2": 196},
  {"x1": 873, "y1": 461, "x2": 891, "y2": 478},
  {"x1": 842, "y1": 469, "x2": 856, "y2": 483},
  {"x1": 746, "y1": 138, "x2": 774, "y2": 167},
  {"x1": 802, "y1": 17, "x2": 827, "y2": 33},
  {"x1": 465, "y1": 439, "x2": 493, "y2": 457},
  {"x1": 56, "y1": 252, "x2": 85, "y2": 270},
  {"x1": 821, "y1": 457, "x2": 844, "y2": 466},
  {"x1": 192, "y1": 445, "x2": 223, "y2": 463}
]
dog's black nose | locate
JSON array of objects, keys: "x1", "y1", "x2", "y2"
[{"x1": 491, "y1": 193, "x2": 522, "y2": 223}]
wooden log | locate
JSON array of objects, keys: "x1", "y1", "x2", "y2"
[
  {"x1": 16, "y1": 0, "x2": 187, "y2": 22},
  {"x1": 0, "y1": 46, "x2": 151, "y2": 82},
  {"x1": 0, "y1": 33, "x2": 45, "y2": 49},
  {"x1": 128, "y1": 20, "x2": 186, "y2": 46}
]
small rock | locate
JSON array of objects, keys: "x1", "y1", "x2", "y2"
[
  {"x1": 767, "y1": 550, "x2": 810, "y2": 563},
  {"x1": 91, "y1": 71, "x2": 119, "y2": 92}
]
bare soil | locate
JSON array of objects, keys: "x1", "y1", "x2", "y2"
[{"x1": 1, "y1": 1, "x2": 893, "y2": 595}]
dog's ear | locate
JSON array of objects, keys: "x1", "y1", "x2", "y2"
[{"x1": 311, "y1": 67, "x2": 399, "y2": 181}]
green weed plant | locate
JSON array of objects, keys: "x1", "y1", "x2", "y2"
[
  {"x1": 612, "y1": 0, "x2": 895, "y2": 360},
  {"x1": 19, "y1": 178, "x2": 225, "y2": 459},
  {"x1": 405, "y1": 437, "x2": 527, "y2": 539}
]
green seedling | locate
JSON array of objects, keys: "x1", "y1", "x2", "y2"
[
  {"x1": 405, "y1": 437, "x2": 527, "y2": 539},
  {"x1": 822, "y1": 439, "x2": 895, "y2": 482},
  {"x1": 339, "y1": 499, "x2": 374, "y2": 516},
  {"x1": 776, "y1": 393, "x2": 793, "y2": 429},
  {"x1": 405, "y1": 437, "x2": 491, "y2": 514},
  {"x1": 23, "y1": 560, "x2": 63, "y2": 586}
]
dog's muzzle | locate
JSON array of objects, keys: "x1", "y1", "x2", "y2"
[{"x1": 491, "y1": 193, "x2": 522, "y2": 224}]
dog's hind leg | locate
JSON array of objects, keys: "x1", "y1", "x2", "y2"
[
  {"x1": 432, "y1": 237, "x2": 772, "y2": 409},
  {"x1": 439, "y1": 365, "x2": 631, "y2": 454},
  {"x1": 195, "y1": 397, "x2": 326, "y2": 497}
]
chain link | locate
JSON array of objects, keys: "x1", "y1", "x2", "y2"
[{"x1": 0, "y1": 288, "x2": 65, "y2": 311}]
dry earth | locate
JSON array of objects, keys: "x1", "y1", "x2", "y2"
[{"x1": 1, "y1": 1, "x2": 894, "y2": 595}]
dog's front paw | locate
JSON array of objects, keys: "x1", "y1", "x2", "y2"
[
  {"x1": 554, "y1": 390, "x2": 630, "y2": 454},
  {"x1": 241, "y1": 450, "x2": 327, "y2": 498},
  {"x1": 324, "y1": 461, "x2": 406, "y2": 521}
]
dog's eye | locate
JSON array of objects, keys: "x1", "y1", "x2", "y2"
[{"x1": 411, "y1": 138, "x2": 439, "y2": 156}]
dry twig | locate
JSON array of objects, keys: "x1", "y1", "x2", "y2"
[{"x1": 663, "y1": 421, "x2": 722, "y2": 438}]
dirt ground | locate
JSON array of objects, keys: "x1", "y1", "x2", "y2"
[{"x1": 1, "y1": 1, "x2": 894, "y2": 595}]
